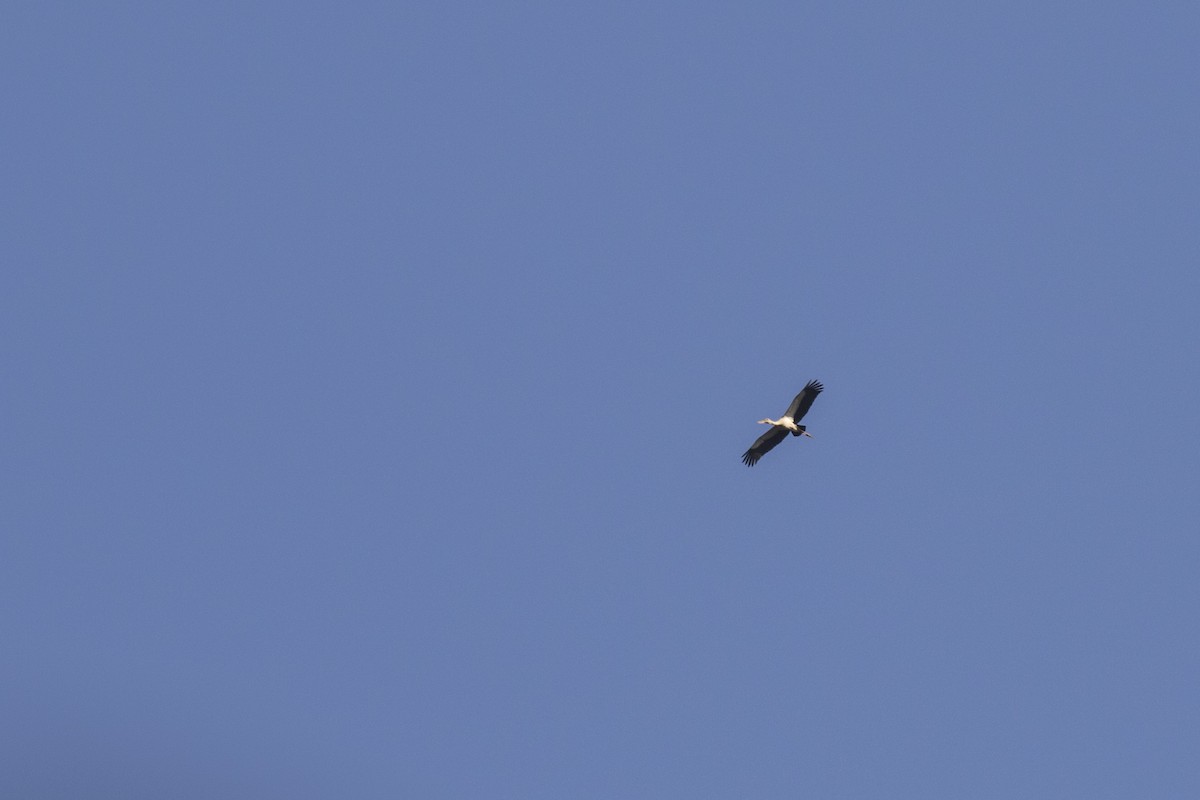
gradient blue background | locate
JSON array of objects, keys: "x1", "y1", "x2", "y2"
[{"x1": 4, "y1": 3, "x2": 1198, "y2": 797}]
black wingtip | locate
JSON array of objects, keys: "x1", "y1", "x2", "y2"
[
  {"x1": 807, "y1": 379, "x2": 824, "y2": 393},
  {"x1": 741, "y1": 451, "x2": 758, "y2": 466}
]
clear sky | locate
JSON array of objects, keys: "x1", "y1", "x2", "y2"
[{"x1": 4, "y1": 3, "x2": 1199, "y2": 797}]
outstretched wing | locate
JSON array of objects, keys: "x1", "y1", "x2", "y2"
[
  {"x1": 742, "y1": 425, "x2": 789, "y2": 467},
  {"x1": 784, "y1": 379, "x2": 824, "y2": 422}
]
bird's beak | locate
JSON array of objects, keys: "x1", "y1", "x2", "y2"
[{"x1": 802, "y1": 431, "x2": 814, "y2": 438}]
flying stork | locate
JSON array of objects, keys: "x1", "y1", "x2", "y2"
[{"x1": 741, "y1": 380, "x2": 823, "y2": 466}]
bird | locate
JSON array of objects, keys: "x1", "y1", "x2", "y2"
[{"x1": 741, "y1": 380, "x2": 824, "y2": 466}]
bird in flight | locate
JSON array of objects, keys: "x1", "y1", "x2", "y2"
[{"x1": 741, "y1": 380, "x2": 824, "y2": 466}]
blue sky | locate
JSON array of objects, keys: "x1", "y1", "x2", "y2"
[{"x1": 4, "y1": 2, "x2": 1199, "y2": 797}]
